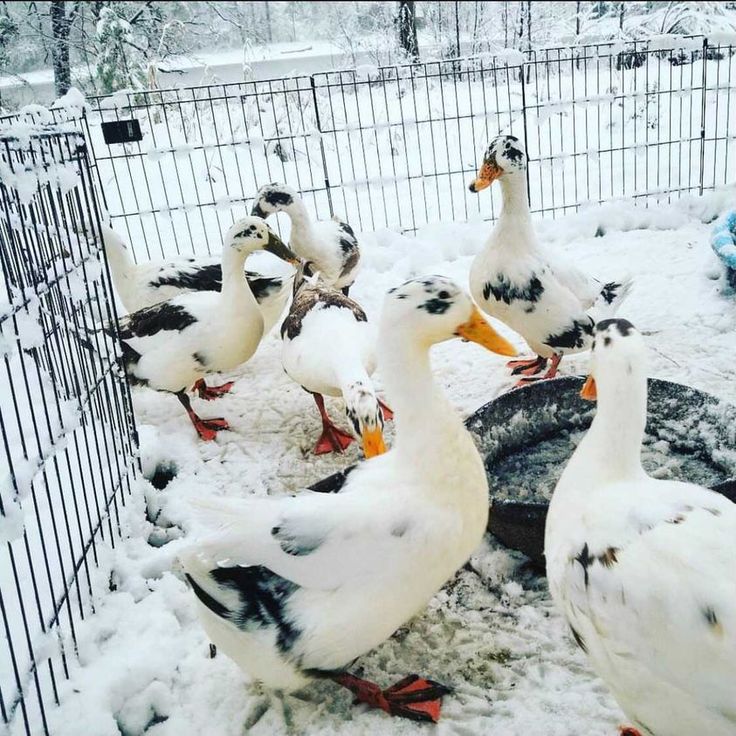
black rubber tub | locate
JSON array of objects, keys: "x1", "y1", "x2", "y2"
[{"x1": 311, "y1": 376, "x2": 736, "y2": 570}]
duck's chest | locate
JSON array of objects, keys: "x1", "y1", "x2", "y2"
[
  {"x1": 291, "y1": 230, "x2": 340, "y2": 277},
  {"x1": 471, "y1": 249, "x2": 550, "y2": 320},
  {"x1": 200, "y1": 311, "x2": 263, "y2": 370}
]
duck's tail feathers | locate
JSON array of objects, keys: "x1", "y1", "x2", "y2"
[{"x1": 594, "y1": 276, "x2": 633, "y2": 319}]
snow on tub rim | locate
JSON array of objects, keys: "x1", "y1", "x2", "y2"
[{"x1": 310, "y1": 376, "x2": 736, "y2": 571}]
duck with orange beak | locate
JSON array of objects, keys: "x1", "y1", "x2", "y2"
[
  {"x1": 281, "y1": 262, "x2": 391, "y2": 458},
  {"x1": 180, "y1": 276, "x2": 516, "y2": 723},
  {"x1": 468, "y1": 135, "x2": 632, "y2": 387}
]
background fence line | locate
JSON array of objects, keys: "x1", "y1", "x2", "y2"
[{"x1": 77, "y1": 34, "x2": 735, "y2": 263}]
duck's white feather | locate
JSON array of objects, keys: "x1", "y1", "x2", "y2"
[
  {"x1": 116, "y1": 218, "x2": 295, "y2": 394},
  {"x1": 119, "y1": 290, "x2": 263, "y2": 393},
  {"x1": 281, "y1": 284, "x2": 376, "y2": 398}
]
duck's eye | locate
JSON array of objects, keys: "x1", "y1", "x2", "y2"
[{"x1": 438, "y1": 290, "x2": 450, "y2": 299}]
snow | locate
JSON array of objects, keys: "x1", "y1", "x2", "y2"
[{"x1": 12, "y1": 189, "x2": 735, "y2": 736}]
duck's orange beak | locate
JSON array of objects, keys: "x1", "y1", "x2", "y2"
[
  {"x1": 580, "y1": 375, "x2": 597, "y2": 401},
  {"x1": 456, "y1": 307, "x2": 517, "y2": 357},
  {"x1": 362, "y1": 426, "x2": 387, "y2": 458},
  {"x1": 469, "y1": 161, "x2": 503, "y2": 192}
]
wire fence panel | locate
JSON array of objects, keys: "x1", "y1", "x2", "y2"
[
  {"x1": 85, "y1": 78, "x2": 330, "y2": 262},
  {"x1": 0, "y1": 127, "x2": 139, "y2": 736},
  {"x1": 84, "y1": 36, "x2": 736, "y2": 262}
]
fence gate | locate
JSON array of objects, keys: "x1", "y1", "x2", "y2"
[{"x1": 0, "y1": 126, "x2": 139, "y2": 735}]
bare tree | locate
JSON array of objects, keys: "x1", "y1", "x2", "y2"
[
  {"x1": 50, "y1": 0, "x2": 79, "y2": 96},
  {"x1": 397, "y1": 0, "x2": 418, "y2": 61}
]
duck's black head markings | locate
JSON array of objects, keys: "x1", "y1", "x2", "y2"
[
  {"x1": 419, "y1": 296, "x2": 452, "y2": 314},
  {"x1": 263, "y1": 189, "x2": 294, "y2": 208},
  {"x1": 596, "y1": 318, "x2": 635, "y2": 337},
  {"x1": 599, "y1": 281, "x2": 622, "y2": 305}
]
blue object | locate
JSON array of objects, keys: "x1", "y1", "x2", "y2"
[{"x1": 711, "y1": 211, "x2": 736, "y2": 287}]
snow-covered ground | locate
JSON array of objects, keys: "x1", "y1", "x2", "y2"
[{"x1": 21, "y1": 189, "x2": 736, "y2": 736}]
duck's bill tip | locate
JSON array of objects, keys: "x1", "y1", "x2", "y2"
[
  {"x1": 265, "y1": 232, "x2": 299, "y2": 263},
  {"x1": 456, "y1": 308, "x2": 517, "y2": 357},
  {"x1": 468, "y1": 162, "x2": 501, "y2": 193},
  {"x1": 468, "y1": 178, "x2": 490, "y2": 193},
  {"x1": 362, "y1": 427, "x2": 387, "y2": 458},
  {"x1": 580, "y1": 375, "x2": 597, "y2": 401}
]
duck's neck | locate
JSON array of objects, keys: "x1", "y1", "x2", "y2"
[
  {"x1": 220, "y1": 247, "x2": 258, "y2": 310},
  {"x1": 577, "y1": 373, "x2": 648, "y2": 483},
  {"x1": 102, "y1": 227, "x2": 135, "y2": 279},
  {"x1": 491, "y1": 173, "x2": 536, "y2": 248},
  {"x1": 283, "y1": 199, "x2": 313, "y2": 238},
  {"x1": 379, "y1": 333, "x2": 464, "y2": 461},
  {"x1": 335, "y1": 348, "x2": 372, "y2": 395}
]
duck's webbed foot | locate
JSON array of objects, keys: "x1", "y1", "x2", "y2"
[
  {"x1": 619, "y1": 728, "x2": 644, "y2": 736},
  {"x1": 193, "y1": 378, "x2": 235, "y2": 400},
  {"x1": 333, "y1": 672, "x2": 451, "y2": 723},
  {"x1": 178, "y1": 392, "x2": 230, "y2": 441},
  {"x1": 513, "y1": 354, "x2": 562, "y2": 388},
  {"x1": 506, "y1": 355, "x2": 547, "y2": 376},
  {"x1": 312, "y1": 393, "x2": 355, "y2": 454},
  {"x1": 377, "y1": 398, "x2": 394, "y2": 421}
]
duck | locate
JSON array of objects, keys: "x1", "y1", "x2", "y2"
[
  {"x1": 179, "y1": 276, "x2": 517, "y2": 722},
  {"x1": 100, "y1": 224, "x2": 293, "y2": 333},
  {"x1": 250, "y1": 183, "x2": 360, "y2": 294},
  {"x1": 545, "y1": 318, "x2": 736, "y2": 736},
  {"x1": 281, "y1": 261, "x2": 391, "y2": 457},
  {"x1": 468, "y1": 135, "x2": 632, "y2": 387},
  {"x1": 114, "y1": 217, "x2": 298, "y2": 441}
]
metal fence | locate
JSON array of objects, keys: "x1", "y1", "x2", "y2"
[
  {"x1": 80, "y1": 35, "x2": 736, "y2": 261},
  {"x1": 0, "y1": 127, "x2": 138, "y2": 735}
]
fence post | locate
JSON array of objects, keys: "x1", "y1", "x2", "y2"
[
  {"x1": 698, "y1": 36, "x2": 708, "y2": 196},
  {"x1": 310, "y1": 74, "x2": 334, "y2": 218},
  {"x1": 519, "y1": 59, "x2": 532, "y2": 207}
]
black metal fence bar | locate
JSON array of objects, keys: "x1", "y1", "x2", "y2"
[{"x1": 0, "y1": 127, "x2": 138, "y2": 735}]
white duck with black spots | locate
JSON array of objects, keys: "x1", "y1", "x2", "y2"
[
  {"x1": 251, "y1": 183, "x2": 360, "y2": 294},
  {"x1": 468, "y1": 135, "x2": 632, "y2": 386}
]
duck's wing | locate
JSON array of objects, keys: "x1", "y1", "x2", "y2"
[
  {"x1": 146, "y1": 259, "x2": 222, "y2": 293},
  {"x1": 183, "y1": 486, "x2": 456, "y2": 592},
  {"x1": 543, "y1": 251, "x2": 600, "y2": 309},
  {"x1": 329, "y1": 218, "x2": 361, "y2": 282},
  {"x1": 564, "y1": 483, "x2": 736, "y2": 716},
  {"x1": 118, "y1": 297, "x2": 201, "y2": 341}
]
